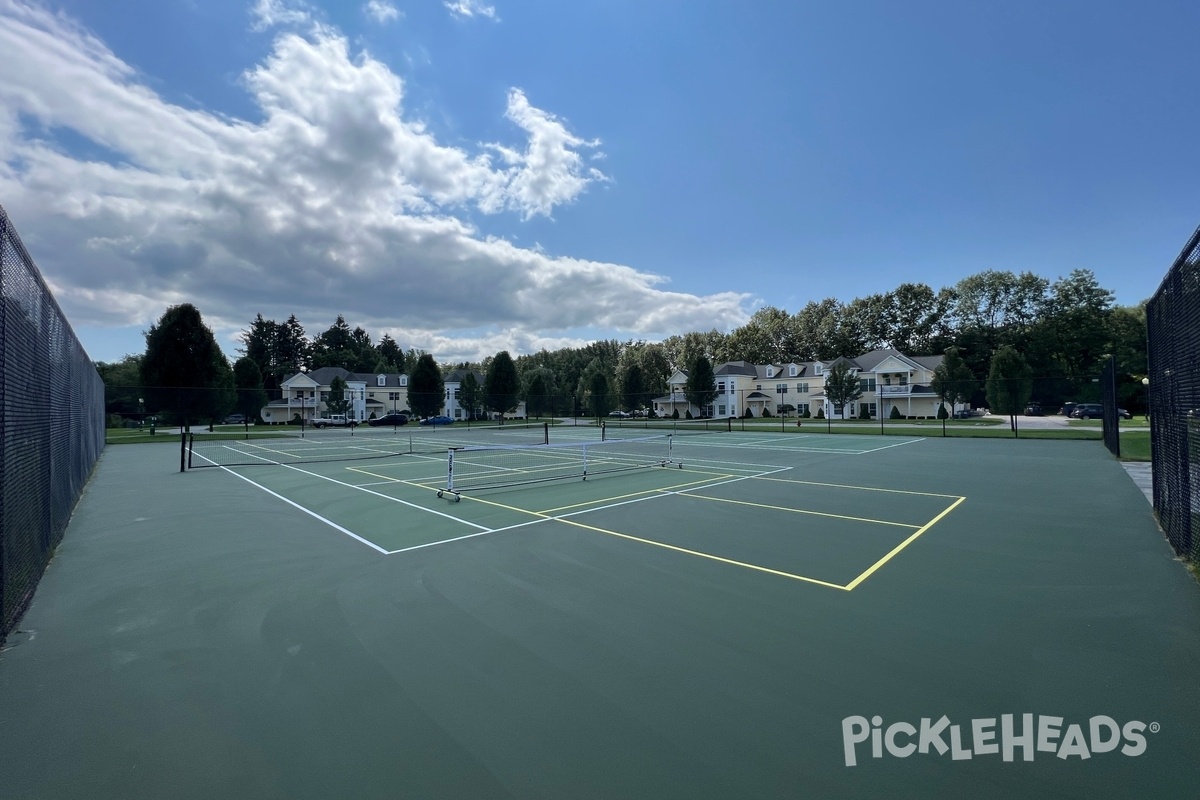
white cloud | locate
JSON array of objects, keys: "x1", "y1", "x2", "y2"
[
  {"x1": 444, "y1": 0, "x2": 497, "y2": 21},
  {"x1": 250, "y1": 0, "x2": 312, "y2": 31},
  {"x1": 0, "y1": 1, "x2": 749, "y2": 362},
  {"x1": 363, "y1": 0, "x2": 400, "y2": 24}
]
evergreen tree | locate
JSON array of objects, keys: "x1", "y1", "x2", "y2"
[
  {"x1": 233, "y1": 357, "x2": 267, "y2": 423},
  {"x1": 375, "y1": 334, "x2": 405, "y2": 374},
  {"x1": 986, "y1": 345, "x2": 1033, "y2": 437},
  {"x1": 141, "y1": 304, "x2": 234, "y2": 428},
  {"x1": 620, "y1": 362, "x2": 647, "y2": 412},
  {"x1": 684, "y1": 355, "x2": 716, "y2": 415},
  {"x1": 409, "y1": 354, "x2": 444, "y2": 419},
  {"x1": 274, "y1": 315, "x2": 310, "y2": 384},
  {"x1": 587, "y1": 370, "x2": 613, "y2": 418},
  {"x1": 459, "y1": 372, "x2": 482, "y2": 420},
  {"x1": 327, "y1": 375, "x2": 351, "y2": 416},
  {"x1": 523, "y1": 366, "x2": 557, "y2": 418},
  {"x1": 484, "y1": 351, "x2": 521, "y2": 419}
]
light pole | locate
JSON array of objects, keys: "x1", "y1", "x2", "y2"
[{"x1": 1142, "y1": 377, "x2": 1150, "y2": 421}]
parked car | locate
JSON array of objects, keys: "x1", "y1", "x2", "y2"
[
  {"x1": 223, "y1": 413, "x2": 247, "y2": 425},
  {"x1": 368, "y1": 412, "x2": 408, "y2": 427},
  {"x1": 1070, "y1": 404, "x2": 1104, "y2": 420},
  {"x1": 1023, "y1": 403, "x2": 1043, "y2": 416},
  {"x1": 607, "y1": 410, "x2": 631, "y2": 418},
  {"x1": 1069, "y1": 404, "x2": 1132, "y2": 421},
  {"x1": 310, "y1": 414, "x2": 357, "y2": 428},
  {"x1": 419, "y1": 415, "x2": 454, "y2": 426},
  {"x1": 1060, "y1": 402, "x2": 1079, "y2": 417},
  {"x1": 953, "y1": 409, "x2": 976, "y2": 419}
]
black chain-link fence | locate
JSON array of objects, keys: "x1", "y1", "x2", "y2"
[
  {"x1": 0, "y1": 206, "x2": 105, "y2": 644},
  {"x1": 1100, "y1": 355, "x2": 1120, "y2": 458},
  {"x1": 1146, "y1": 224, "x2": 1200, "y2": 561}
]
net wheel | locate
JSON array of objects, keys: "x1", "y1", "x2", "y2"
[{"x1": 437, "y1": 490, "x2": 443, "y2": 498}]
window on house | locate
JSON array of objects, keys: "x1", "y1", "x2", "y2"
[
  {"x1": 766, "y1": 366, "x2": 774, "y2": 378},
  {"x1": 377, "y1": 375, "x2": 386, "y2": 387},
  {"x1": 718, "y1": 404, "x2": 726, "y2": 416},
  {"x1": 900, "y1": 376, "x2": 908, "y2": 385},
  {"x1": 389, "y1": 392, "x2": 399, "y2": 401},
  {"x1": 859, "y1": 378, "x2": 877, "y2": 392},
  {"x1": 717, "y1": 381, "x2": 725, "y2": 392},
  {"x1": 399, "y1": 376, "x2": 407, "y2": 386},
  {"x1": 814, "y1": 365, "x2": 823, "y2": 375},
  {"x1": 776, "y1": 383, "x2": 787, "y2": 394},
  {"x1": 798, "y1": 402, "x2": 810, "y2": 416},
  {"x1": 797, "y1": 382, "x2": 810, "y2": 394},
  {"x1": 790, "y1": 366, "x2": 798, "y2": 377},
  {"x1": 756, "y1": 384, "x2": 762, "y2": 391},
  {"x1": 865, "y1": 402, "x2": 877, "y2": 418}
]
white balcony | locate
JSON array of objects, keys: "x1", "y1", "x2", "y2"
[{"x1": 880, "y1": 385, "x2": 912, "y2": 396}]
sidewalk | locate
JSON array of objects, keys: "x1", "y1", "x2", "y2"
[{"x1": 1121, "y1": 461, "x2": 1153, "y2": 506}]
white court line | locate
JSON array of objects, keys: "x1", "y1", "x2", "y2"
[
  {"x1": 852, "y1": 438, "x2": 926, "y2": 453},
  {"x1": 385, "y1": 465, "x2": 795, "y2": 554},
  {"x1": 190, "y1": 450, "x2": 390, "y2": 554},
  {"x1": 193, "y1": 447, "x2": 491, "y2": 554}
]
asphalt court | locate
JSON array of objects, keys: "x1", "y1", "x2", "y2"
[{"x1": 212, "y1": 430, "x2": 956, "y2": 589}]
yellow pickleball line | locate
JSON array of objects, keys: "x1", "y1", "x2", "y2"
[{"x1": 842, "y1": 496, "x2": 967, "y2": 591}]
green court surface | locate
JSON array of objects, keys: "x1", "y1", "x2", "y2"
[{"x1": 2, "y1": 428, "x2": 1199, "y2": 799}]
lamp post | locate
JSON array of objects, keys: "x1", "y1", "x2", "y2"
[{"x1": 1142, "y1": 377, "x2": 1150, "y2": 421}]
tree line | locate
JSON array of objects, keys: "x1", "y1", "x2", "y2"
[{"x1": 97, "y1": 267, "x2": 1148, "y2": 426}]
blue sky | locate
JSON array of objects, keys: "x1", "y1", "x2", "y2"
[{"x1": 1, "y1": 0, "x2": 1196, "y2": 364}]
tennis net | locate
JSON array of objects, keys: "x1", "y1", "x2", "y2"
[
  {"x1": 188, "y1": 422, "x2": 549, "y2": 468},
  {"x1": 441, "y1": 434, "x2": 677, "y2": 499},
  {"x1": 601, "y1": 417, "x2": 730, "y2": 439}
]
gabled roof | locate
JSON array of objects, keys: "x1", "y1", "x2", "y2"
[
  {"x1": 853, "y1": 348, "x2": 932, "y2": 372},
  {"x1": 715, "y1": 360, "x2": 758, "y2": 377},
  {"x1": 823, "y1": 355, "x2": 862, "y2": 371},
  {"x1": 284, "y1": 367, "x2": 408, "y2": 387},
  {"x1": 908, "y1": 355, "x2": 944, "y2": 370},
  {"x1": 352, "y1": 372, "x2": 408, "y2": 387},
  {"x1": 445, "y1": 369, "x2": 484, "y2": 384}
]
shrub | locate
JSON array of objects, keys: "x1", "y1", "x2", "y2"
[
  {"x1": 937, "y1": 404, "x2": 949, "y2": 419},
  {"x1": 762, "y1": 407, "x2": 771, "y2": 417},
  {"x1": 672, "y1": 408, "x2": 680, "y2": 420},
  {"x1": 801, "y1": 408, "x2": 811, "y2": 419},
  {"x1": 816, "y1": 407, "x2": 825, "y2": 419},
  {"x1": 685, "y1": 409, "x2": 694, "y2": 419},
  {"x1": 649, "y1": 409, "x2": 658, "y2": 418},
  {"x1": 858, "y1": 406, "x2": 871, "y2": 420},
  {"x1": 889, "y1": 406, "x2": 902, "y2": 420},
  {"x1": 743, "y1": 408, "x2": 753, "y2": 418}
]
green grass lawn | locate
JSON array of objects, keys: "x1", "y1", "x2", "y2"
[
  {"x1": 1118, "y1": 431, "x2": 1151, "y2": 462},
  {"x1": 106, "y1": 425, "x2": 302, "y2": 445},
  {"x1": 1067, "y1": 417, "x2": 1151, "y2": 428},
  {"x1": 729, "y1": 419, "x2": 1103, "y2": 440}
]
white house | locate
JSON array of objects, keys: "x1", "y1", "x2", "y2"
[
  {"x1": 263, "y1": 367, "x2": 408, "y2": 423},
  {"x1": 651, "y1": 349, "x2": 952, "y2": 420}
]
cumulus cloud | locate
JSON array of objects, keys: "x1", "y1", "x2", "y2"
[
  {"x1": 250, "y1": 0, "x2": 312, "y2": 31},
  {"x1": 363, "y1": 0, "x2": 400, "y2": 24},
  {"x1": 444, "y1": 0, "x2": 497, "y2": 21},
  {"x1": 0, "y1": 0, "x2": 748, "y2": 361}
]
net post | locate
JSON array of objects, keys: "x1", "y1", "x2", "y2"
[
  {"x1": 582, "y1": 440, "x2": 588, "y2": 479},
  {"x1": 601, "y1": 422, "x2": 607, "y2": 441},
  {"x1": 180, "y1": 431, "x2": 187, "y2": 472},
  {"x1": 726, "y1": 416, "x2": 732, "y2": 433},
  {"x1": 543, "y1": 422, "x2": 549, "y2": 445},
  {"x1": 446, "y1": 447, "x2": 455, "y2": 494}
]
